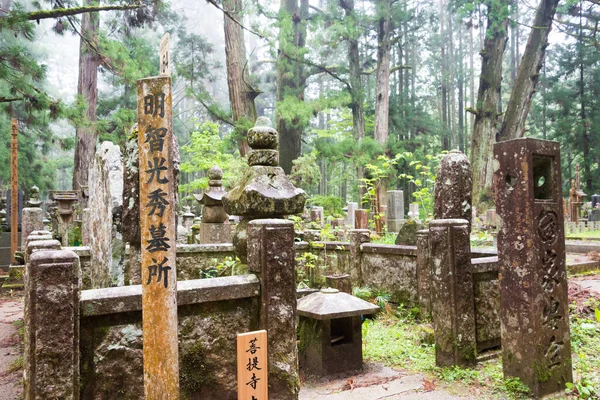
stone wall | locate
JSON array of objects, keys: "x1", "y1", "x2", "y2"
[
  {"x1": 472, "y1": 257, "x2": 501, "y2": 351},
  {"x1": 361, "y1": 244, "x2": 418, "y2": 304},
  {"x1": 79, "y1": 275, "x2": 260, "y2": 400}
]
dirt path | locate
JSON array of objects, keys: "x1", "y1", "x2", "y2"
[
  {"x1": 300, "y1": 364, "x2": 477, "y2": 400},
  {"x1": 0, "y1": 298, "x2": 23, "y2": 400}
]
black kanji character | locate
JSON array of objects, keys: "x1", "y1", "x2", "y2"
[
  {"x1": 147, "y1": 257, "x2": 172, "y2": 288},
  {"x1": 146, "y1": 157, "x2": 169, "y2": 184},
  {"x1": 144, "y1": 127, "x2": 168, "y2": 152},
  {"x1": 143, "y1": 93, "x2": 165, "y2": 118},
  {"x1": 147, "y1": 188, "x2": 169, "y2": 217},
  {"x1": 146, "y1": 223, "x2": 170, "y2": 253}
]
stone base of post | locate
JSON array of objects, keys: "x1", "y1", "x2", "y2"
[
  {"x1": 247, "y1": 219, "x2": 299, "y2": 400},
  {"x1": 429, "y1": 219, "x2": 476, "y2": 367},
  {"x1": 24, "y1": 249, "x2": 81, "y2": 400},
  {"x1": 199, "y1": 222, "x2": 232, "y2": 244}
]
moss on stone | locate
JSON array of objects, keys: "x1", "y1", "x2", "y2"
[{"x1": 179, "y1": 340, "x2": 216, "y2": 397}]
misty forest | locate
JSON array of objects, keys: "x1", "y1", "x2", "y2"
[{"x1": 0, "y1": 0, "x2": 598, "y2": 212}]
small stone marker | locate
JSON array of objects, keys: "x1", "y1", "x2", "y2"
[
  {"x1": 387, "y1": 190, "x2": 404, "y2": 232},
  {"x1": 355, "y1": 209, "x2": 368, "y2": 229},
  {"x1": 10, "y1": 119, "x2": 18, "y2": 263},
  {"x1": 494, "y1": 138, "x2": 572, "y2": 397},
  {"x1": 137, "y1": 72, "x2": 179, "y2": 397},
  {"x1": 237, "y1": 330, "x2": 268, "y2": 400}
]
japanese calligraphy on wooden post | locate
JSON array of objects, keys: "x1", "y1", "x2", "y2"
[
  {"x1": 10, "y1": 119, "x2": 18, "y2": 263},
  {"x1": 137, "y1": 73, "x2": 179, "y2": 398},
  {"x1": 237, "y1": 330, "x2": 268, "y2": 400}
]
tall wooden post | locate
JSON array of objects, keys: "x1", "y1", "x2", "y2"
[
  {"x1": 10, "y1": 119, "x2": 18, "y2": 263},
  {"x1": 137, "y1": 35, "x2": 179, "y2": 399}
]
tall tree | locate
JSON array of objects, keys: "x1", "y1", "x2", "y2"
[
  {"x1": 276, "y1": 0, "x2": 308, "y2": 174},
  {"x1": 223, "y1": 0, "x2": 258, "y2": 157},
  {"x1": 469, "y1": 0, "x2": 509, "y2": 208},
  {"x1": 72, "y1": 0, "x2": 99, "y2": 190},
  {"x1": 497, "y1": 0, "x2": 561, "y2": 142}
]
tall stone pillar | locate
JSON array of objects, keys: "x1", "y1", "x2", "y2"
[
  {"x1": 494, "y1": 138, "x2": 572, "y2": 397},
  {"x1": 429, "y1": 219, "x2": 476, "y2": 366},
  {"x1": 24, "y1": 249, "x2": 81, "y2": 400},
  {"x1": 433, "y1": 150, "x2": 473, "y2": 229},
  {"x1": 345, "y1": 202, "x2": 358, "y2": 228},
  {"x1": 247, "y1": 219, "x2": 300, "y2": 399},
  {"x1": 21, "y1": 208, "x2": 43, "y2": 251}
]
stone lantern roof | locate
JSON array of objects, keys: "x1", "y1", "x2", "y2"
[{"x1": 297, "y1": 288, "x2": 380, "y2": 320}]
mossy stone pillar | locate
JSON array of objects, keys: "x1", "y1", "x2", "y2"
[
  {"x1": 494, "y1": 138, "x2": 572, "y2": 397},
  {"x1": 429, "y1": 219, "x2": 476, "y2": 367}
]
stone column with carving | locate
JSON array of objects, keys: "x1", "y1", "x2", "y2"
[
  {"x1": 494, "y1": 138, "x2": 572, "y2": 397},
  {"x1": 223, "y1": 117, "x2": 305, "y2": 399}
]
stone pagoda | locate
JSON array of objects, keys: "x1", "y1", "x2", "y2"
[
  {"x1": 223, "y1": 117, "x2": 306, "y2": 262},
  {"x1": 195, "y1": 165, "x2": 231, "y2": 244}
]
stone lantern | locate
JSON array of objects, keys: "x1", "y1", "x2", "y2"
[
  {"x1": 297, "y1": 288, "x2": 379, "y2": 376},
  {"x1": 49, "y1": 190, "x2": 79, "y2": 246}
]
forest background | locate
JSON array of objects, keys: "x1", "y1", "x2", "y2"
[{"x1": 0, "y1": 0, "x2": 598, "y2": 216}]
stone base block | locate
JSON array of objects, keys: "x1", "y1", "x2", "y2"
[{"x1": 199, "y1": 223, "x2": 232, "y2": 244}]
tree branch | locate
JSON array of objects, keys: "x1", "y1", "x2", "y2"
[
  {"x1": 18, "y1": 3, "x2": 142, "y2": 21},
  {"x1": 205, "y1": 0, "x2": 268, "y2": 40}
]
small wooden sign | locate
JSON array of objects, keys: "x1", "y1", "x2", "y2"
[
  {"x1": 237, "y1": 330, "x2": 268, "y2": 400},
  {"x1": 160, "y1": 33, "x2": 170, "y2": 76}
]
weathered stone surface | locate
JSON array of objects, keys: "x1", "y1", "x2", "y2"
[
  {"x1": 223, "y1": 165, "x2": 306, "y2": 217},
  {"x1": 198, "y1": 222, "x2": 232, "y2": 244},
  {"x1": 298, "y1": 289, "x2": 379, "y2": 320},
  {"x1": 122, "y1": 124, "x2": 141, "y2": 244},
  {"x1": 387, "y1": 190, "x2": 404, "y2": 233},
  {"x1": 325, "y1": 274, "x2": 352, "y2": 294},
  {"x1": 395, "y1": 218, "x2": 419, "y2": 245},
  {"x1": 202, "y1": 205, "x2": 228, "y2": 223},
  {"x1": 21, "y1": 207, "x2": 43, "y2": 250},
  {"x1": 248, "y1": 149, "x2": 278, "y2": 166},
  {"x1": 494, "y1": 138, "x2": 572, "y2": 397},
  {"x1": 80, "y1": 297, "x2": 259, "y2": 400},
  {"x1": 80, "y1": 275, "x2": 260, "y2": 317},
  {"x1": 433, "y1": 150, "x2": 472, "y2": 229},
  {"x1": 247, "y1": 123, "x2": 278, "y2": 149},
  {"x1": 198, "y1": 165, "x2": 229, "y2": 223},
  {"x1": 349, "y1": 229, "x2": 370, "y2": 286},
  {"x1": 88, "y1": 142, "x2": 124, "y2": 288},
  {"x1": 247, "y1": 219, "x2": 300, "y2": 399},
  {"x1": 360, "y1": 244, "x2": 418, "y2": 304},
  {"x1": 25, "y1": 249, "x2": 81, "y2": 400},
  {"x1": 429, "y1": 219, "x2": 476, "y2": 367},
  {"x1": 416, "y1": 229, "x2": 431, "y2": 318},
  {"x1": 345, "y1": 202, "x2": 357, "y2": 227}
]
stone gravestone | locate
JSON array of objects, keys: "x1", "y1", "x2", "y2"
[
  {"x1": 4, "y1": 189, "x2": 24, "y2": 231},
  {"x1": 345, "y1": 202, "x2": 358, "y2": 228},
  {"x1": 137, "y1": 73, "x2": 179, "y2": 397},
  {"x1": 88, "y1": 141, "x2": 124, "y2": 288},
  {"x1": 494, "y1": 138, "x2": 572, "y2": 397},
  {"x1": 122, "y1": 124, "x2": 142, "y2": 285},
  {"x1": 429, "y1": 150, "x2": 476, "y2": 367},
  {"x1": 387, "y1": 190, "x2": 404, "y2": 233}
]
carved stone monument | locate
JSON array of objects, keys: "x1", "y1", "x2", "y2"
[
  {"x1": 387, "y1": 190, "x2": 404, "y2": 233},
  {"x1": 494, "y1": 138, "x2": 572, "y2": 397}
]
